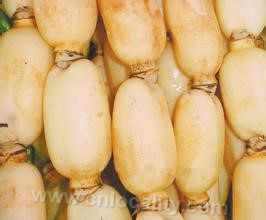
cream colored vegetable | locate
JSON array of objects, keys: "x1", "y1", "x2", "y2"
[
  {"x1": 99, "y1": 0, "x2": 166, "y2": 65},
  {"x1": 214, "y1": 0, "x2": 265, "y2": 39},
  {"x1": 35, "y1": 0, "x2": 110, "y2": 189},
  {"x1": 174, "y1": 89, "x2": 224, "y2": 197},
  {"x1": 113, "y1": 78, "x2": 177, "y2": 197},
  {"x1": 0, "y1": 1, "x2": 53, "y2": 147},
  {"x1": 233, "y1": 155, "x2": 266, "y2": 219},
  {"x1": 34, "y1": 0, "x2": 97, "y2": 53},
  {"x1": 219, "y1": 41, "x2": 266, "y2": 142},
  {"x1": 165, "y1": 0, "x2": 224, "y2": 84},
  {"x1": 0, "y1": 2, "x2": 50, "y2": 219},
  {"x1": 157, "y1": 40, "x2": 191, "y2": 119},
  {"x1": 103, "y1": 40, "x2": 129, "y2": 94},
  {"x1": 99, "y1": 0, "x2": 175, "y2": 194},
  {"x1": 99, "y1": 1, "x2": 176, "y2": 218},
  {"x1": 37, "y1": 1, "x2": 132, "y2": 218},
  {"x1": 217, "y1": 2, "x2": 266, "y2": 219},
  {"x1": 93, "y1": 54, "x2": 112, "y2": 106},
  {"x1": 224, "y1": 123, "x2": 246, "y2": 178},
  {"x1": 68, "y1": 184, "x2": 131, "y2": 220},
  {"x1": 0, "y1": 163, "x2": 46, "y2": 220},
  {"x1": 44, "y1": 59, "x2": 111, "y2": 189}
]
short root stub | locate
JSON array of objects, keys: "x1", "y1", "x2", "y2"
[
  {"x1": 55, "y1": 50, "x2": 84, "y2": 69},
  {"x1": 247, "y1": 136, "x2": 266, "y2": 155},
  {"x1": 130, "y1": 61, "x2": 158, "y2": 84},
  {"x1": 0, "y1": 143, "x2": 27, "y2": 165}
]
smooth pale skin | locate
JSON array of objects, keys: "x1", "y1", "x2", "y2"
[
  {"x1": 233, "y1": 156, "x2": 266, "y2": 220},
  {"x1": 103, "y1": 40, "x2": 129, "y2": 94},
  {"x1": 165, "y1": 0, "x2": 224, "y2": 82},
  {"x1": 157, "y1": 40, "x2": 191, "y2": 119},
  {"x1": 34, "y1": 0, "x2": 97, "y2": 52},
  {"x1": 0, "y1": 163, "x2": 46, "y2": 220},
  {"x1": 0, "y1": 26, "x2": 53, "y2": 146},
  {"x1": 68, "y1": 184, "x2": 131, "y2": 220},
  {"x1": 98, "y1": 0, "x2": 166, "y2": 64},
  {"x1": 219, "y1": 47, "x2": 266, "y2": 141},
  {"x1": 214, "y1": 0, "x2": 265, "y2": 38},
  {"x1": 2, "y1": 0, "x2": 32, "y2": 17},
  {"x1": 174, "y1": 90, "x2": 224, "y2": 195},
  {"x1": 44, "y1": 59, "x2": 111, "y2": 187},
  {"x1": 92, "y1": 22, "x2": 113, "y2": 105},
  {"x1": 93, "y1": 53, "x2": 113, "y2": 106},
  {"x1": 113, "y1": 78, "x2": 177, "y2": 196},
  {"x1": 224, "y1": 123, "x2": 246, "y2": 178},
  {"x1": 218, "y1": 164, "x2": 230, "y2": 206}
]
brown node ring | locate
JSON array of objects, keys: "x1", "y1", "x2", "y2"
[
  {"x1": 191, "y1": 83, "x2": 217, "y2": 96},
  {"x1": 12, "y1": 6, "x2": 34, "y2": 21},
  {"x1": 130, "y1": 61, "x2": 158, "y2": 84},
  {"x1": 0, "y1": 143, "x2": 27, "y2": 165},
  {"x1": 133, "y1": 191, "x2": 170, "y2": 215},
  {"x1": 229, "y1": 30, "x2": 256, "y2": 51},
  {"x1": 247, "y1": 135, "x2": 266, "y2": 156},
  {"x1": 183, "y1": 193, "x2": 210, "y2": 211},
  {"x1": 55, "y1": 50, "x2": 84, "y2": 70},
  {"x1": 71, "y1": 182, "x2": 103, "y2": 203},
  {"x1": 12, "y1": 6, "x2": 35, "y2": 28}
]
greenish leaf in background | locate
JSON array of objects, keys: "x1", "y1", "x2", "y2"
[{"x1": 0, "y1": 9, "x2": 10, "y2": 34}]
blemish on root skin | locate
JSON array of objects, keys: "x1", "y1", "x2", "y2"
[{"x1": 97, "y1": 112, "x2": 103, "y2": 117}]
